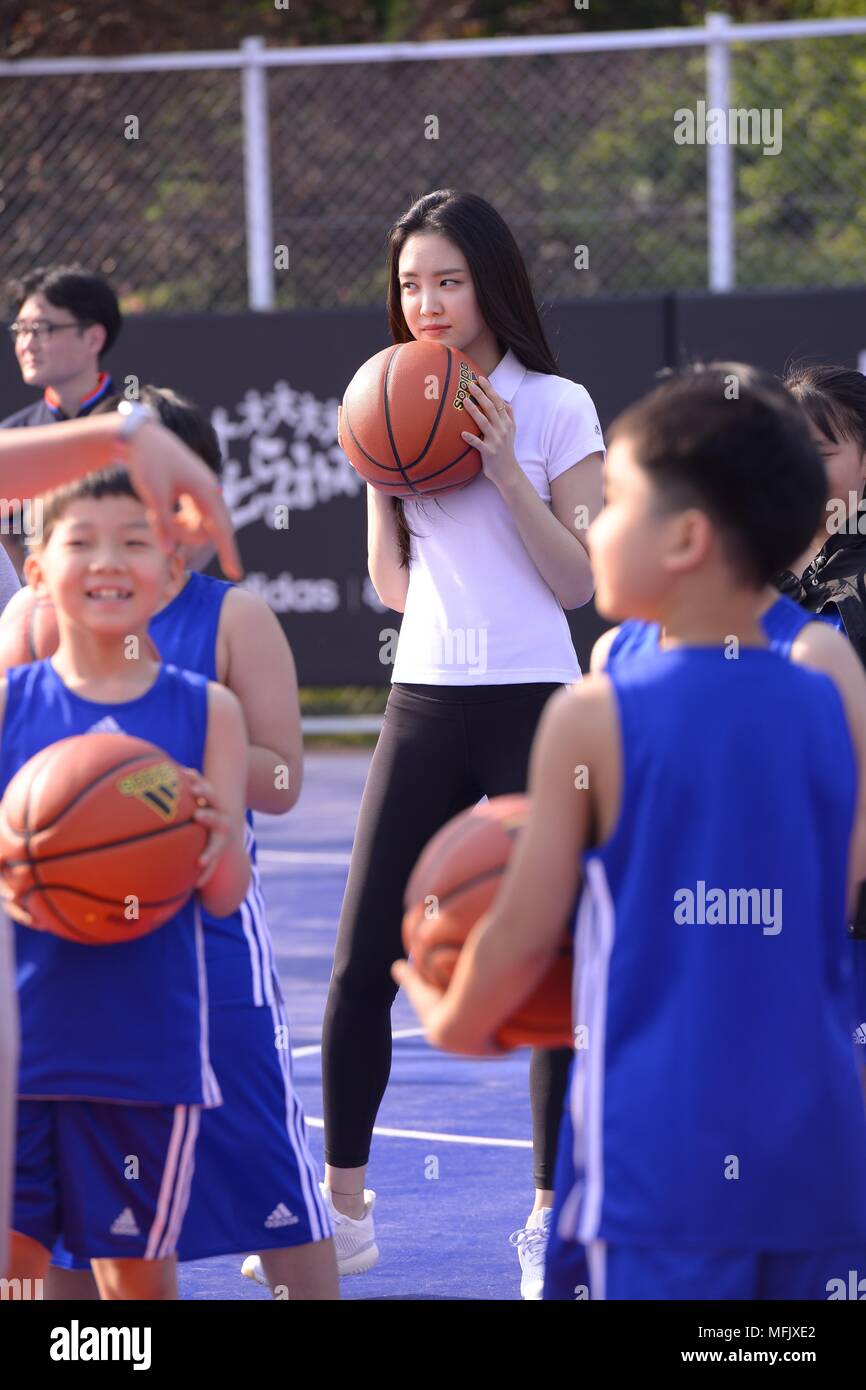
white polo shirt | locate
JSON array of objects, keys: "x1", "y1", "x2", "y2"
[{"x1": 391, "y1": 347, "x2": 604, "y2": 685}]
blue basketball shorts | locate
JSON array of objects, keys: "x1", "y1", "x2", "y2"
[
  {"x1": 544, "y1": 1094, "x2": 866, "y2": 1300},
  {"x1": 53, "y1": 986, "x2": 330, "y2": 1267},
  {"x1": 14, "y1": 1098, "x2": 200, "y2": 1261}
]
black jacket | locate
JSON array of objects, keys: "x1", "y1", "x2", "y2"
[
  {"x1": 0, "y1": 374, "x2": 115, "y2": 429},
  {"x1": 776, "y1": 521, "x2": 866, "y2": 938},
  {"x1": 776, "y1": 524, "x2": 866, "y2": 672}
]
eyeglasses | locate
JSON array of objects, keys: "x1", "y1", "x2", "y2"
[{"x1": 8, "y1": 320, "x2": 89, "y2": 342}]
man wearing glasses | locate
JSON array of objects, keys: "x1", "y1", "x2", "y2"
[
  {"x1": 0, "y1": 264, "x2": 121, "y2": 576},
  {"x1": 2, "y1": 264, "x2": 121, "y2": 429}
]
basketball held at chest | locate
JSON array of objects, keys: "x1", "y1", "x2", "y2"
[
  {"x1": 0, "y1": 732, "x2": 208, "y2": 944},
  {"x1": 402, "y1": 794, "x2": 574, "y2": 1050},
  {"x1": 338, "y1": 339, "x2": 484, "y2": 498}
]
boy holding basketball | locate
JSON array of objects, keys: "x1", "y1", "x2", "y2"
[
  {"x1": 395, "y1": 365, "x2": 866, "y2": 1300},
  {"x1": 0, "y1": 460, "x2": 250, "y2": 1299},
  {"x1": 1, "y1": 387, "x2": 338, "y2": 1300}
]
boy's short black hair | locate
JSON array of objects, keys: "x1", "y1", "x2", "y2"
[
  {"x1": 32, "y1": 467, "x2": 143, "y2": 549},
  {"x1": 608, "y1": 361, "x2": 827, "y2": 585},
  {"x1": 8, "y1": 264, "x2": 122, "y2": 357},
  {"x1": 31, "y1": 384, "x2": 223, "y2": 549},
  {"x1": 95, "y1": 385, "x2": 222, "y2": 477}
]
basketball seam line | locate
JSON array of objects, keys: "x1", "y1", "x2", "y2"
[
  {"x1": 386, "y1": 343, "x2": 452, "y2": 471},
  {"x1": 21, "y1": 747, "x2": 179, "y2": 840},
  {"x1": 3, "y1": 815, "x2": 204, "y2": 867},
  {"x1": 18, "y1": 883, "x2": 191, "y2": 909},
  {"x1": 344, "y1": 344, "x2": 476, "y2": 490}
]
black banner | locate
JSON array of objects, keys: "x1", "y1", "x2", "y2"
[{"x1": 1, "y1": 289, "x2": 864, "y2": 683}]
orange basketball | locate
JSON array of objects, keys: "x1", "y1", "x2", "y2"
[
  {"x1": 0, "y1": 589, "x2": 159, "y2": 671},
  {"x1": 338, "y1": 340, "x2": 484, "y2": 497},
  {"x1": 0, "y1": 733, "x2": 207, "y2": 945},
  {"x1": 402, "y1": 794, "x2": 573, "y2": 1050}
]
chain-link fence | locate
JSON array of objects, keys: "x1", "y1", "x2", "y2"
[
  {"x1": 0, "y1": 18, "x2": 864, "y2": 312},
  {"x1": 0, "y1": 65, "x2": 247, "y2": 312}
]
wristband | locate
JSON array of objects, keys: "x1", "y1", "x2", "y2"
[{"x1": 116, "y1": 400, "x2": 156, "y2": 443}]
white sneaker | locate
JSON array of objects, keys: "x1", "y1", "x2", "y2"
[
  {"x1": 509, "y1": 1207, "x2": 552, "y2": 1300},
  {"x1": 240, "y1": 1185, "x2": 379, "y2": 1284},
  {"x1": 320, "y1": 1183, "x2": 379, "y2": 1275},
  {"x1": 241, "y1": 1254, "x2": 268, "y2": 1287}
]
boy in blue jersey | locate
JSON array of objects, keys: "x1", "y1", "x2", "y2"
[
  {"x1": 0, "y1": 400, "x2": 240, "y2": 1290},
  {"x1": 394, "y1": 363, "x2": 866, "y2": 1300},
  {"x1": 1, "y1": 466, "x2": 251, "y2": 1300},
  {"x1": 2, "y1": 387, "x2": 338, "y2": 1299},
  {"x1": 532, "y1": 577, "x2": 866, "y2": 1301}
]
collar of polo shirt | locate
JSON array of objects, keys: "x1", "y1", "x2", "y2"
[{"x1": 486, "y1": 347, "x2": 527, "y2": 403}]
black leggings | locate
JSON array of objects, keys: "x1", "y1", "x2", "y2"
[{"x1": 322, "y1": 681, "x2": 572, "y2": 1189}]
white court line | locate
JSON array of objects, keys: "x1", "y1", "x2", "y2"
[
  {"x1": 291, "y1": 1026, "x2": 425, "y2": 1059},
  {"x1": 303, "y1": 1116, "x2": 532, "y2": 1149},
  {"x1": 258, "y1": 848, "x2": 351, "y2": 867},
  {"x1": 294, "y1": 1026, "x2": 533, "y2": 1148}
]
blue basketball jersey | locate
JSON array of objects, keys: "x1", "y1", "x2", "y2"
[
  {"x1": 564, "y1": 646, "x2": 866, "y2": 1250},
  {"x1": 1, "y1": 660, "x2": 221, "y2": 1107},
  {"x1": 149, "y1": 572, "x2": 276, "y2": 1007},
  {"x1": 606, "y1": 592, "x2": 815, "y2": 670}
]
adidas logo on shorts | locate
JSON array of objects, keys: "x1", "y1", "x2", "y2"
[
  {"x1": 264, "y1": 1203, "x2": 299, "y2": 1229},
  {"x1": 109, "y1": 1207, "x2": 141, "y2": 1236}
]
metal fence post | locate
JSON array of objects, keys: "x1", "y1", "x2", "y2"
[
  {"x1": 241, "y1": 36, "x2": 275, "y2": 310},
  {"x1": 706, "y1": 12, "x2": 734, "y2": 291}
]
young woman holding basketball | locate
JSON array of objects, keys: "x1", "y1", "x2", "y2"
[{"x1": 321, "y1": 189, "x2": 605, "y2": 1298}]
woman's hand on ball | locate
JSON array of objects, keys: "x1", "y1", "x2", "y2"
[
  {"x1": 187, "y1": 770, "x2": 231, "y2": 888},
  {"x1": 391, "y1": 958, "x2": 449, "y2": 1042},
  {"x1": 460, "y1": 376, "x2": 520, "y2": 490},
  {"x1": 391, "y1": 957, "x2": 504, "y2": 1055}
]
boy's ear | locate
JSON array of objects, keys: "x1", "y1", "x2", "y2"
[
  {"x1": 164, "y1": 545, "x2": 186, "y2": 597},
  {"x1": 22, "y1": 551, "x2": 47, "y2": 593}
]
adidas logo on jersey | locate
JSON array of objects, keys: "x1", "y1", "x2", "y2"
[
  {"x1": 109, "y1": 1207, "x2": 141, "y2": 1237},
  {"x1": 854, "y1": 1023, "x2": 866, "y2": 1046},
  {"x1": 86, "y1": 715, "x2": 125, "y2": 735},
  {"x1": 264, "y1": 1203, "x2": 299, "y2": 1229}
]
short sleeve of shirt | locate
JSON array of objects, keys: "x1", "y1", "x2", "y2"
[{"x1": 545, "y1": 381, "x2": 605, "y2": 484}]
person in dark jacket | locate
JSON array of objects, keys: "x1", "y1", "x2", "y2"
[
  {"x1": 778, "y1": 364, "x2": 866, "y2": 961},
  {"x1": 777, "y1": 364, "x2": 866, "y2": 662},
  {"x1": 1, "y1": 265, "x2": 121, "y2": 575}
]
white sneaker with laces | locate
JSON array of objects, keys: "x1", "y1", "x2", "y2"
[
  {"x1": 242, "y1": 1184, "x2": 379, "y2": 1285},
  {"x1": 509, "y1": 1207, "x2": 552, "y2": 1300},
  {"x1": 321, "y1": 1183, "x2": 379, "y2": 1275}
]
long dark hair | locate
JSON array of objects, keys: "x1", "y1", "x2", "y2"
[
  {"x1": 385, "y1": 189, "x2": 560, "y2": 568},
  {"x1": 782, "y1": 362, "x2": 866, "y2": 454}
]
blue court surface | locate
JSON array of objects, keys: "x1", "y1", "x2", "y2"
[{"x1": 179, "y1": 750, "x2": 534, "y2": 1301}]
